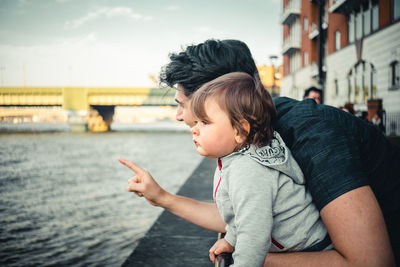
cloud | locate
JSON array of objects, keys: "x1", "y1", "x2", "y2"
[
  {"x1": 64, "y1": 6, "x2": 152, "y2": 29},
  {"x1": 0, "y1": 33, "x2": 168, "y2": 87},
  {"x1": 70, "y1": 32, "x2": 97, "y2": 46}
]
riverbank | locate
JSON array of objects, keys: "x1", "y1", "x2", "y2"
[{"x1": 122, "y1": 157, "x2": 217, "y2": 267}]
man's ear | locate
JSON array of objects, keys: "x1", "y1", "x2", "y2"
[{"x1": 235, "y1": 119, "x2": 250, "y2": 144}]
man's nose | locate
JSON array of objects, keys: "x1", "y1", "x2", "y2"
[{"x1": 176, "y1": 107, "x2": 184, "y2": 121}]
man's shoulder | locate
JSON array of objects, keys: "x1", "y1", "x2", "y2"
[
  {"x1": 273, "y1": 97, "x2": 318, "y2": 118},
  {"x1": 273, "y1": 97, "x2": 297, "y2": 111},
  {"x1": 274, "y1": 97, "x2": 349, "y2": 126}
]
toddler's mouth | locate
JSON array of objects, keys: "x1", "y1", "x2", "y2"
[{"x1": 193, "y1": 139, "x2": 199, "y2": 146}]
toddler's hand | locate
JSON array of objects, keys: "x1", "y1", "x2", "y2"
[
  {"x1": 209, "y1": 238, "x2": 234, "y2": 263},
  {"x1": 119, "y1": 158, "x2": 165, "y2": 207}
]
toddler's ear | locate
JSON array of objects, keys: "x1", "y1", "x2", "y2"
[{"x1": 235, "y1": 119, "x2": 250, "y2": 144}]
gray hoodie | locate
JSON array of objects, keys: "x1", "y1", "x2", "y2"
[{"x1": 214, "y1": 131, "x2": 329, "y2": 266}]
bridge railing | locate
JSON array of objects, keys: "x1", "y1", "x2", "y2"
[{"x1": 0, "y1": 87, "x2": 177, "y2": 108}]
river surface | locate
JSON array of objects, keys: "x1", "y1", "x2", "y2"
[{"x1": 0, "y1": 125, "x2": 203, "y2": 266}]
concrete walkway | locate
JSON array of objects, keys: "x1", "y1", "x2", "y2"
[{"x1": 122, "y1": 157, "x2": 217, "y2": 267}]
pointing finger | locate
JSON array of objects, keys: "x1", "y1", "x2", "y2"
[{"x1": 118, "y1": 158, "x2": 145, "y2": 174}]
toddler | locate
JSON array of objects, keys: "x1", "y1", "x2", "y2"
[{"x1": 190, "y1": 72, "x2": 331, "y2": 266}]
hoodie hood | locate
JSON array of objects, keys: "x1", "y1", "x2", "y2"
[{"x1": 234, "y1": 131, "x2": 305, "y2": 185}]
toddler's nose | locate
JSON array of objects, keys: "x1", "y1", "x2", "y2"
[{"x1": 191, "y1": 126, "x2": 199, "y2": 136}]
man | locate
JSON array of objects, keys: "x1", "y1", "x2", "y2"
[
  {"x1": 123, "y1": 39, "x2": 399, "y2": 266},
  {"x1": 303, "y1": 86, "x2": 323, "y2": 104}
]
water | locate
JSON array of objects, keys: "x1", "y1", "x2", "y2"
[{"x1": 0, "y1": 128, "x2": 203, "y2": 266}]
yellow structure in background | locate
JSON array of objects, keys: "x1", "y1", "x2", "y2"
[
  {"x1": 257, "y1": 65, "x2": 283, "y2": 96},
  {"x1": 63, "y1": 87, "x2": 88, "y2": 111},
  {"x1": 0, "y1": 87, "x2": 175, "y2": 132},
  {"x1": 86, "y1": 87, "x2": 152, "y2": 106},
  {"x1": 0, "y1": 87, "x2": 153, "y2": 107},
  {"x1": 0, "y1": 87, "x2": 63, "y2": 106}
]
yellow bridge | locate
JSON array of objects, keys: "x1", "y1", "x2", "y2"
[{"x1": 0, "y1": 87, "x2": 176, "y2": 131}]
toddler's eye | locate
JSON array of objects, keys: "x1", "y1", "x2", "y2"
[{"x1": 202, "y1": 120, "x2": 209, "y2": 125}]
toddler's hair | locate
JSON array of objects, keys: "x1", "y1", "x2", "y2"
[{"x1": 191, "y1": 72, "x2": 276, "y2": 147}]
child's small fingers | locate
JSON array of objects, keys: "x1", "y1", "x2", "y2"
[
  {"x1": 209, "y1": 252, "x2": 215, "y2": 263},
  {"x1": 126, "y1": 184, "x2": 144, "y2": 197},
  {"x1": 128, "y1": 176, "x2": 140, "y2": 184},
  {"x1": 127, "y1": 181, "x2": 145, "y2": 193},
  {"x1": 209, "y1": 247, "x2": 215, "y2": 262}
]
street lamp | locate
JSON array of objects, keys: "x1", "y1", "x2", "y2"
[{"x1": 269, "y1": 55, "x2": 278, "y2": 97}]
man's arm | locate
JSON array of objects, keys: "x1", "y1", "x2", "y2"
[{"x1": 264, "y1": 186, "x2": 395, "y2": 267}]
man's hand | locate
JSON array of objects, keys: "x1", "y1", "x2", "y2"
[{"x1": 209, "y1": 238, "x2": 234, "y2": 263}]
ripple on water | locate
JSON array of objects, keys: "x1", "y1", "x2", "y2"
[{"x1": 0, "y1": 131, "x2": 203, "y2": 266}]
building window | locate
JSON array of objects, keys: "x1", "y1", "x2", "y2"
[
  {"x1": 335, "y1": 31, "x2": 341, "y2": 51},
  {"x1": 348, "y1": 13, "x2": 354, "y2": 43},
  {"x1": 334, "y1": 79, "x2": 339, "y2": 97},
  {"x1": 371, "y1": 67, "x2": 376, "y2": 99},
  {"x1": 347, "y1": 73, "x2": 352, "y2": 103},
  {"x1": 304, "y1": 17, "x2": 308, "y2": 32},
  {"x1": 303, "y1": 52, "x2": 308, "y2": 66},
  {"x1": 394, "y1": 0, "x2": 400, "y2": 21},
  {"x1": 390, "y1": 60, "x2": 400, "y2": 89},
  {"x1": 289, "y1": 18, "x2": 301, "y2": 45},
  {"x1": 348, "y1": 61, "x2": 376, "y2": 104},
  {"x1": 348, "y1": 4, "x2": 379, "y2": 42},
  {"x1": 372, "y1": 4, "x2": 379, "y2": 31},
  {"x1": 290, "y1": 51, "x2": 301, "y2": 73},
  {"x1": 363, "y1": 8, "x2": 371, "y2": 36},
  {"x1": 355, "y1": 72, "x2": 360, "y2": 103},
  {"x1": 362, "y1": 63, "x2": 368, "y2": 103},
  {"x1": 355, "y1": 11, "x2": 362, "y2": 40}
]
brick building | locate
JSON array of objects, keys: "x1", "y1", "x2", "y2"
[{"x1": 280, "y1": 0, "x2": 400, "y2": 135}]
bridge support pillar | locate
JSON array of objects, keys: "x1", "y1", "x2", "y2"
[
  {"x1": 88, "y1": 105, "x2": 115, "y2": 132},
  {"x1": 67, "y1": 110, "x2": 88, "y2": 132},
  {"x1": 62, "y1": 87, "x2": 89, "y2": 132}
]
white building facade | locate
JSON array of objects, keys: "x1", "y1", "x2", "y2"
[{"x1": 281, "y1": 0, "x2": 400, "y2": 135}]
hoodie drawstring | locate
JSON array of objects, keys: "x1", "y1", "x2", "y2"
[{"x1": 214, "y1": 159, "x2": 222, "y2": 202}]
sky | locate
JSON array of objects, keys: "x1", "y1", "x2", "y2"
[{"x1": 0, "y1": 0, "x2": 282, "y2": 87}]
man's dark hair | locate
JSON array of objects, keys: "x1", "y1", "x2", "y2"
[
  {"x1": 303, "y1": 86, "x2": 323, "y2": 99},
  {"x1": 159, "y1": 39, "x2": 259, "y2": 97}
]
